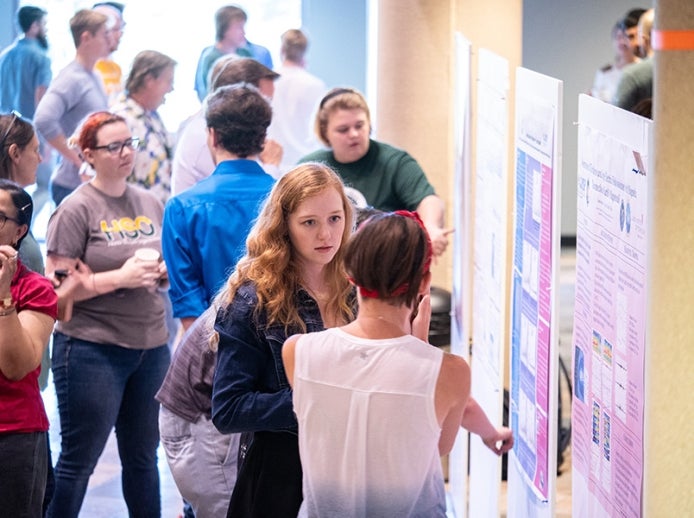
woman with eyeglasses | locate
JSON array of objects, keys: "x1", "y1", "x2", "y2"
[
  {"x1": 0, "y1": 178, "x2": 58, "y2": 517},
  {"x1": 0, "y1": 110, "x2": 74, "y2": 515},
  {"x1": 44, "y1": 111, "x2": 170, "y2": 518}
]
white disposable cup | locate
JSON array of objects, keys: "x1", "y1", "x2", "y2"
[
  {"x1": 134, "y1": 248, "x2": 160, "y2": 262},
  {"x1": 135, "y1": 248, "x2": 161, "y2": 291}
]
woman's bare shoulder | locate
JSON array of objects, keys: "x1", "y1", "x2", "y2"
[{"x1": 439, "y1": 352, "x2": 471, "y2": 393}]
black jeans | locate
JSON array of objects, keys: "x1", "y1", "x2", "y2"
[{"x1": 0, "y1": 431, "x2": 48, "y2": 518}]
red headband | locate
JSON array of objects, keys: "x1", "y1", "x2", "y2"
[
  {"x1": 394, "y1": 210, "x2": 433, "y2": 275},
  {"x1": 351, "y1": 210, "x2": 433, "y2": 299}
]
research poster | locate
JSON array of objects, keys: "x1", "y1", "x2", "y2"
[
  {"x1": 448, "y1": 32, "x2": 472, "y2": 518},
  {"x1": 572, "y1": 95, "x2": 650, "y2": 518},
  {"x1": 468, "y1": 48, "x2": 509, "y2": 518},
  {"x1": 507, "y1": 68, "x2": 562, "y2": 517},
  {"x1": 471, "y1": 48, "x2": 509, "y2": 382}
]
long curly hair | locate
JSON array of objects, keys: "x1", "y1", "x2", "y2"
[{"x1": 223, "y1": 162, "x2": 354, "y2": 332}]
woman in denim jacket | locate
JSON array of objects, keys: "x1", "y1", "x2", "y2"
[{"x1": 211, "y1": 163, "x2": 356, "y2": 517}]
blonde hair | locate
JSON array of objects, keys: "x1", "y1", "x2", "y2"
[
  {"x1": 223, "y1": 163, "x2": 354, "y2": 332},
  {"x1": 314, "y1": 88, "x2": 370, "y2": 146}
]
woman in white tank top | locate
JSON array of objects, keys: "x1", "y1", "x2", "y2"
[{"x1": 283, "y1": 210, "x2": 514, "y2": 518}]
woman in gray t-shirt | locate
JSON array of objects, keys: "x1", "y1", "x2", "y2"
[{"x1": 45, "y1": 111, "x2": 170, "y2": 517}]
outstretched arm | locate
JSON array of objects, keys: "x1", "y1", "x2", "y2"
[
  {"x1": 461, "y1": 397, "x2": 514, "y2": 456},
  {"x1": 416, "y1": 195, "x2": 454, "y2": 257}
]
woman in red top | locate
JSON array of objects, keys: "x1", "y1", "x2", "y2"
[{"x1": 0, "y1": 179, "x2": 57, "y2": 516}]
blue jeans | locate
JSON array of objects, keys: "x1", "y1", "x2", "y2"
[{"x1": 48, "y1": 333, "x2": 170, "y2": 518}]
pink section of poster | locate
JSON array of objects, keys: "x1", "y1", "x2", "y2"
[
  {"x1": 572, "y1": 104, "x2": 648, "y2": 517},
  {"x1": 509, "y1": 150, "x2": 552, "y2": 500},
  {"x1": 538, "y1": 163, "x2": 553, "y2": 317},
  {"x1": 531, "y1": 161, "x2": 553, "y2": 494}
]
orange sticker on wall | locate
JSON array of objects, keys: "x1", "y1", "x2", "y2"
[{"x1": 652, "y1": 29, "x2": 694, "y2": 50}]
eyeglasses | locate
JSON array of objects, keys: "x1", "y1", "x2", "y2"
[
  {"x1": 0, "y1": 211, "x2": 22, "y2": 230},
  {"x1": 0, "y1": 110, "x2": 22, "y2": 149},
  {"x1": 93, "y1": 137, "x2": 141, "y2": 155}
]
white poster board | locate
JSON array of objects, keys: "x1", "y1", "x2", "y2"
[
  {"x1": 507, "y1": 67, "x2": 563, "y2": 518},
  {"x1": 468, "y1": 48, "x2": 509, "y2": 518},
  {"x1": 447, "y1": 32, "x2": 473, "y2": 518},
  {"x1": 571, "y1": 94, "x2": 651, "y2": 518}
]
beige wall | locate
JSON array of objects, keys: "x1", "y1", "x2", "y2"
[
  {"x1": 645, "y1": 1, "x2": 694, "y2": 515},
  {"x1": 374, "y1": 0, "x2": 522, "y2": 388},
  {"x1": 373, "y1": 0, "x2": 456, "y2": 288},
  {"x1": 373, "y1": 0, "x2": 522, "y2": 292}
]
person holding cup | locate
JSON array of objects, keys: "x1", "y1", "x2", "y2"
[
  {"x1": 44, "y1": 111, "x2": 170, "y2": 518},
  {"x1": 134, "y1": 247, "x2": 160, "y2": 263}
]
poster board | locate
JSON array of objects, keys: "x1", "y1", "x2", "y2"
[
  {"x1": 571, "y1": 94, "x2": 651, "y2": 518},
  {"x1": 447, "y1": 32, "x2": 473, "y2": 518},
  {"x1": 468, "y1": 48, "x2": 510, "y2": 518},
  {"x1": 507, "y1": 67, "x2": 563, "y2": 518}
]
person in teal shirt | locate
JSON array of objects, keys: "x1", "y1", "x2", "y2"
[{"x1": 194, "y1": 5, "x2": 273, "y2": 102}]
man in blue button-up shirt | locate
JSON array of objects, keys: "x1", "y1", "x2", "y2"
[{"x1": 162, "y1": 84, "x2": 275, "y2": 331}]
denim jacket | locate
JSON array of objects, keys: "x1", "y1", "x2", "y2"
[{"x1": 211, "y1": 282, "x2": 325, "y2": 434}]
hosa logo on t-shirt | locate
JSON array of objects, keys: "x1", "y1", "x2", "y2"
[{"x1": 100, "y1": 216, "x2": 156, "y2": 241}]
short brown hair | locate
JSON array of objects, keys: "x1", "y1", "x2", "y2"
[
  {"x1": 205, "y1": 84, "x2": 271, "y2": 157},
  {"x1": 210, "y1": 56, "x2": 279, "y2": 92},
  {"x1": 344, "y1": 212, "x2": 430, "y2": 307},
  {"x1": 281, "y1": 29, "x2": 308, "y2": 63},
  {"x1": 70, "y1": 9, "x2": 108, "y2": 48},
  {"x1": 0, "y1": 114, "x2": 35, "y2": 181},
  {"x1": 215, "y1": 5, "x2": 246, "y2": 42}
]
